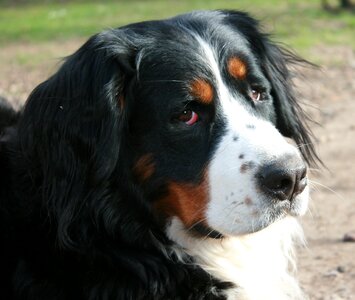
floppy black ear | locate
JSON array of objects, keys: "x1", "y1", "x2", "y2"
[
  {"x1": 260, "y1": 41, "x2": 320, "y2": 166},
  {"x1": 0, "y1": 96, "x2": 18, "y2": 134},
  {"x1": 17, "y1": 30, "x2": 139, "y2": 249},
  {"x1": 223, "y1": 10, "x2": 319, "y2": 166}
]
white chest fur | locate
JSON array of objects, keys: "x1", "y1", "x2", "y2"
[{"x1": 167, "y1": 217, "x2": 306, "y2": 300}]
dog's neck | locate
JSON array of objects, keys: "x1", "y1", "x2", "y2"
[{"x1": 167, "y1": 217, "x2": 306, "y2": 300}]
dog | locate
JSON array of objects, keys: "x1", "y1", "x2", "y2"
[
  {"x1": 0, "y1": 97, "x2": 18, "y2": 135},
  {"x1": 0, "y1": 10, "x2": 319, "y2": 300}
]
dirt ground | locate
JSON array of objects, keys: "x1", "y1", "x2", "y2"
[
  {"x1": 296, "y1": 46, "x2": 355, "y2": 300},
  {"x1": 0, "y1": 41, "x2": 354, "y2": 299}
]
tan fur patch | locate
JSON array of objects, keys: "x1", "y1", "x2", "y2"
[
  {"x1": 190, "y1": 79, "x2": 214, "y2": 104},
  {"x1": 155, "y1": 174, "x2": 209, "y2": 228},
  {"x1": 228, "y1": 57, "x2": 247, "y2": 80},
  {"x1": 133, "y1": 154, "x2": 155, "y2": 182}
]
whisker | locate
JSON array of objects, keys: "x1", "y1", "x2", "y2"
[
  {"x1": 203, "y1": 227, "x2": 221, "y2": 241},
  {"x1": 214, "y1": 140, "x2": 234, "y2": 156},
  {"x1": 185, "y1": 217, "x2": 208, "y2": 233},
  {"x1": 308, "y1": 168, "x2": 322, "y2": 175},
  {"x1": 306, "y1": 196, "x2": 316, "y2": 219},
  {"x1": 308, "y1": 181, "x2": 320, "y2": 192},
  {"x1": 308, "y1": 179, "x2": 344, "y2": 200}
]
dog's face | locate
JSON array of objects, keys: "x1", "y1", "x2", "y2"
[
  {"x1": 114, "y1": 12, "x2": 313, "y2": 237},
  {"x1": 21, "y1": 11, "x2": 317, "y2": 242}
]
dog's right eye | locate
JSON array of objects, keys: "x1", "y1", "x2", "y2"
[{"x1": 177, "y1": 110, "x2": 199, "y2": 125}]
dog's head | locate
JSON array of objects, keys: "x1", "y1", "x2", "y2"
[{"x1": 19, "y1": 10, "x2": 318, "y2": 246}]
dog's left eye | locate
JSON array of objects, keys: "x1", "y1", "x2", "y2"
[
  {"x1": 250, "y1": 87, "x2": 267, "y2": 102},
  {"x1": 178, "y1": 110, "x2": 199, "y2": 125}
]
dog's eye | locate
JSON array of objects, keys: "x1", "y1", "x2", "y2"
[
  {"x1": 250, "y1": 87, "x2": 266, "y2": 102},
  {"x1": 178, "y1": 110, "x2": 199, "y2": 125}
]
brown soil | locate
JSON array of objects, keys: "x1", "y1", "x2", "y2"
[
  {"x1": 296, "y1": 46, "x2": 355, "y2": 300},
  {"x1": 1, "y1": 41, "x2": 354, "y2": 299}
]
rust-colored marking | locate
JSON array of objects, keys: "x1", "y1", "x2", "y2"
[
  {"x1": 244, "y1": 197, "x2": 253, "y2": 206},
  {"x1": 240, "y1": 163, "x2": 249, "y2": 173},
  {"x1": 240, "y1": 161, "x2": 255, "y2": 173},
  {"x1": 228, "y1": 57, "x2": 247, "y2": 80},
  {"x1": 118, "y1": 95, "x2": 125, "y2": 111},
  {"x1": 133, "y1": 154, "x2": 155, "y2": 182},
  {"x1": 155, "y1": 173, "x2": 209, "y2": 228},
  {"x1": 190, "y1": 79, "x2": 214, "y2": 104}
]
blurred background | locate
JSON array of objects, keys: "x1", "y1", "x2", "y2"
[{"x1": 0, "y1": 1, "x2": 354, "y2": 299}]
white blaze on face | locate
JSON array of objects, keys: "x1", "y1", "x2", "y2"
[{"x1": 195, "y1": 36, "x2": 309, "y2": 236}]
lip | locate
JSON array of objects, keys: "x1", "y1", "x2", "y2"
[{"x1": 278, "y1": 196, "x2": 307, "y2": 217}]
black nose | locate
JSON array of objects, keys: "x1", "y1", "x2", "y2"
[{"x1": 257, "y1": 158, "x2": 307, "y2": 201}]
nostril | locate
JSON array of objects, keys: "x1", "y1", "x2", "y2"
[
  {"x1": 300, "y1": 166, "x2": 307, "y2": 180},
  {"x1": 267, "y1": 177, "x2": 291, "y2": 191},
  {"x1": 294, "y1": 166, "x2": 308, "y2": 196},
  {"x1": 294, "y1": 177, "x2": 307, "y2": 196},
  {"x1": 279, "y1": 178, "x2": 294, "y2": 191}
]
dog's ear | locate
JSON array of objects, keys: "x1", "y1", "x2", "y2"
[
  {"x1": 224, "y1": 10, "x2": 319, "y2": 166},
  {"x1": 0, "y1": 96, "x2": 18, "y2": 134},
  {"x1": 260, "y1": 42, "x2": 320, "y2": 166},
  {"x1": 17, "y1": 29, "x2": 140, "y2": 249}
]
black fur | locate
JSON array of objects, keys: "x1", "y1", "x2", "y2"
[
  {"x1": 0, "y1": 96, "x2": 18, "y2": 134},
  {"x1": 0, "y1": 10, "x2": 318, "y2": 299}
]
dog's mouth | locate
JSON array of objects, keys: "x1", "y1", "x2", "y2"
[
  {"x1": 193, "y1": 191, "x2": 309, "y2": 238},
  {"x1": 190, "y1": 222, "x2": 224, "y2": 239},
  {"x1": 187, "y1": 204, "x2": 288, "y2": 239},
  {"x1": 251, "y1": 194, "x2": 309, "y2": 232}
]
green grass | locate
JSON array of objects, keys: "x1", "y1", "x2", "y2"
[{"x1": 0, "y1": 0, "x2": 354, "y2": 53}]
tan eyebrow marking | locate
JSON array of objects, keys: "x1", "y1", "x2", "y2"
[
  {"x1": 190, "y1": 79, "x2": 214, "y2": 104},
  {"x1": 227, "y1": 57, "x2": 247, "y2": 80}
]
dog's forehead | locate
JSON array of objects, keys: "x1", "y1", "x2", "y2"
[{"x1": 135, "y1": 18, "x2": 252, "y2": 79}]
